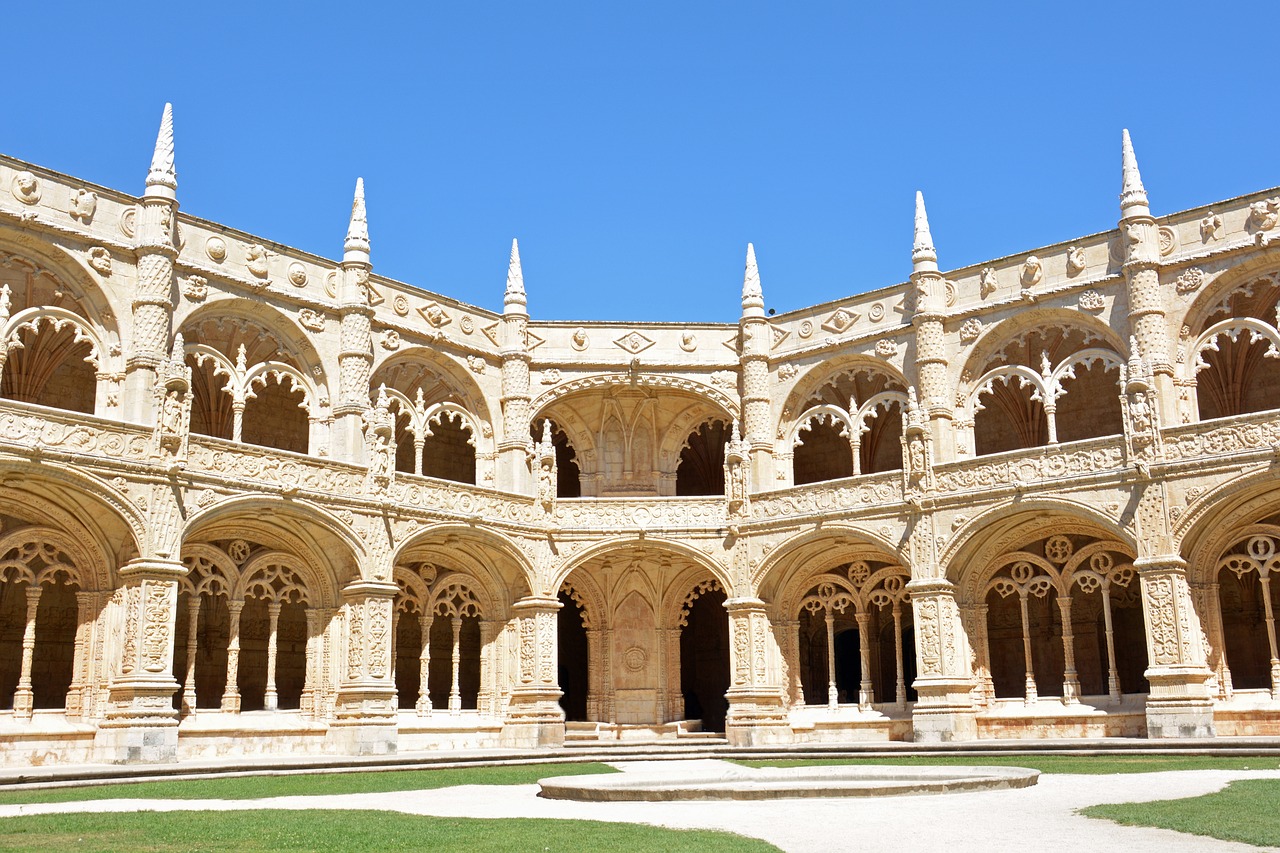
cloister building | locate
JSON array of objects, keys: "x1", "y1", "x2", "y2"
[{"x1": 0, "y1": 107, "x2": 1277, "y2": 764}]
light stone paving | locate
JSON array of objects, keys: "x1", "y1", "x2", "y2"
[{"x1": 1, "y1": 761, "x2": 1278, "y2": 852}]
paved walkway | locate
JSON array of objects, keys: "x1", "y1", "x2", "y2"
[{"x1": 1, "y1": 759, "x2": 1277, "y2": 852}]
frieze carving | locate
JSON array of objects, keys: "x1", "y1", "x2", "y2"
[{"x1": 934, "y1": 440, "x2": 1125, "y2": 494}]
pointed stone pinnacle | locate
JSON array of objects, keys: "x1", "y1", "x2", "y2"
[
  {"x1": 1120, "y1": 129, "x2": 1150, "y2": 218},
  {"x1": 145, "y1": 103, "x2": 177, "y2": 200},
  {"x1": 504, "y1": 238, "x2": 527, "y2": 312},
  {"x1": 169, "y1": 333, "x2": 185, "y2": 364},
  {"x1": 741, "y1": 243, "x2": 764, "y2": 317},
  {"x1": 912, "y1": 191, "x2": 938, "y2": 272},
  {"x1": 344, "y1": 178, "x2": 370, "y2": 263}
]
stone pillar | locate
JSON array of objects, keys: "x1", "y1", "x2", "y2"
[
  {"x1": 910, "y1": 193, "x2": 954, "y2": 458},
  {"x1": 333, "y1": 179, "x2": 374, "y2": 463},
  {"x1": 908, "y1": 578, "x2": 977, "y2": 742},
  {"x1": 498, "y1": 240, "x2": 533, "y2": 493},
  {"x1": 12, "y1": 584, "x2": 42, "y2": 719},
  {"x1": 1119, "y1": 130, "x2": 1176, "y2": 425},
  {"x1": 328, "y1": 580, "x2": 399, "y2": 755},
  {"x1": 96, "y1": 558, "x2": 184, "y2": 763},
  {"x1": 125, "y1": 106, "x2": 179, "y2": 426},
  {"x1": 221, "y1": 600, "x2": 243, "y2": 712},
  {"x1": 1137, "y1": 555, "x2": 1215, "y2": 737},
  {"x1": 739, "y1": 244, "x2": 773, "y2": 486},
  {"x1": 724, "y1": 597, "x2": 792, "y2": 745},
  {"x1": 501, "y1": 596, "x2": 565, "y2": 747}
]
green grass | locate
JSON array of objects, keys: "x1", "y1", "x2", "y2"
[
  {"x1": 0, "y1": 762, "x2": 618, "y2": 805},
  {"x1": 733, "y1": 754, "x2": 1280, "y2": 775},
  {"x1": 0, "y1": 810, "x2": 781, "y2": 852},
  {"x1": 1082, "y1": 779, "x2": 1280, "y2": 848}
]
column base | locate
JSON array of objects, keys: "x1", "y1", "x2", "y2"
[
  {"x1": 94, "y1": 719, "x2": 179, "y2": 764},
  {"x1": 499, "y1": 720, "x2": 565, "y2": 748},
  {"x1": 1145, "y1": 665, "x2": 1216, "y2": 738},
  {"x1": 911, "y1": 677, "x2": 978, "y2": 742},
  {"x1": 501, "y1": 688, "x2": 565, "y2": 747},
  {"x1": 326, "y1": 720, "x2": 399, "y2": 755},
  {"x1": 726, "y1": 691, "x2": 794, "y2": 745}
]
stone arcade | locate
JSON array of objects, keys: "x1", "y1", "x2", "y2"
[{"x1": 0, "y1": 107, "x2": 1277, "y2": 764}]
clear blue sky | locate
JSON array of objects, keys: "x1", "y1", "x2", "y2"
[{"x1": 5, "y1": 3, "x2": 1276, "y2": 322}]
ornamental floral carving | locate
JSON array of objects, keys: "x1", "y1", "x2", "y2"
[
  {"x1": 180, "y1": 275, "x2": 207, "y2": 301},
  {"x1": 1174, "y1": 267, "x2": 1206, "y2": 295},
  {"x1": 874, "y1": 338, "x2": 896, "y2": 358},
  {"x1": 298, "y1": 309, "x2": 326, "y2": 333},
  {"x1": 959, "y1": 318, "x2": 982, "y2": 344},
  {"x1": 1077, "y1": 290, "x2": 1105, "y2": 312}
]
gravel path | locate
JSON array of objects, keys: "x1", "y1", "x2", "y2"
[{"x1": 1, "y1": 759, "x2": 1277, "y2": 852}]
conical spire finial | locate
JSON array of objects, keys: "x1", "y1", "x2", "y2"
[
  {"x1": 344, "y1": 178, "x2": 370, "y2": 264},
  {"x1": 144, "y1": 103, "x2": 177, "y2": 200},
  {"x1": 741, "y1": 243, "x2": 764, "y2": 318},
  {"x1": 1120, "y1": 129, "x2": 1150, "y2": 218},
  {"x1": 912, "y1": 191, "x2": 938, "y2": 273},
  {"x1": 504, "y1": 238, "x2": 526, "y2": 312}
]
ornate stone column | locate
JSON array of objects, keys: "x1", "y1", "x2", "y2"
[
  {"x1": 96, "y1": 557, "x2": 185, "y2": 763},
  {"x1": 909, "y1": 194, "x2": 954, "y2": 459},
  {"x1": 907, "y1": 578, "x2": 977, "y2": 741},
  {"x1": 498, "y1": 240, "x2": 533, "y2": 493},
  {"x1": 1119, "y1": 131, "x2": 1176, "y2": 426},
  {"x1": 1137, "y1": 555, "x2": 1215, "y2": 737},
  {"x1": 328, "y1": 580, "x2": 399, "y2": 755},
  {"x1": 333, "y1": 179, "x2": 374, "y2": 463},
  {"x1": 221, "y1": 600, "x2": 243, "y2": 712},
  {"x1": 724, "y1": 597, "x2": 792, "y2": 745},
  {"x1": 124, "y1": 104, "x2": 178, "y2": 425},
  {"x1": 12, "y1": 584, "x2": 42, "y2": 719},
  {"x1": 501, "y1": 596, "x2": 565, "y2": 747},
  {"x1": 738, "y1": 245, "x2": 774, "y2": 486},
  {"x1": 181, "y1": 594, "x2": 200, "y2": 715}
]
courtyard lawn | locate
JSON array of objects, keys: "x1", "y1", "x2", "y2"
[
  {"x1": 1082, "y1": 779, "x2": 1280, "y2": 848},
  {"x1": 0, "y1": 762, "x2": 618, "y2": 805},
  {"x1": 0, "y1": 810, "x2": 781, "y2": 852},
  {"x1": 733, "y1": 754, "x2": 1280, "y2": 775}
]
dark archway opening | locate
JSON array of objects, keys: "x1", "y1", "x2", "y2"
[
  {"x1": 557, "y1": 590, "x2": 589, "y2": 721},
  {"x1": 834, "y1": 628, "x2": 861, "y2": 704},
  {"x1": 395, "y1": 613, "x2": 422, "y2": 710},
  {"x1": 676, "y1": 420, "x2": 727, "y2": 496},
  {"x1": 680, "y1": 587, "x2": 729, "y2": 731},
  {"x1": 793, "y1": 421, "x2": 853, "y2": 485}
]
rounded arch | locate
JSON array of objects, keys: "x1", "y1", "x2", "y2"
[
  {"x1": 1177, "y1": 260, "x2": 1280, "y2": 341},
  {"x1": 753, "y1": 524, "x2": 908, "y2": 597},
  {"x1": 551, "y1": 537, "x2": 733, "y2": 596},
  {"x1": 559, "y1": 567, "x2": 608, "y2": 630},
  {"x1": 530, "y1": 373, "x2": 739, "y2": 421},
  {"x1": 371, "y1": 346, "x2": 493, "y2": 429},
  {"x1": 0, "y1": 240, "x2": 124, "y2": 345},
  {"x1": 779, "y1": 355, "x2": 910, "y2": 439},
  {"x1": 943, "y1": 499, "x2": 1137, "y2": 599},
  {"x1": 661, "y1": 560, "x2": 728, "y2": 631},
  {"x1": 234, "y1": 550, "x2": 316, "y2": 605},
  {"x1": 1177, "y1": 469, "x2": 1280, "y2": 584},
  {"x1": 0, "y1": 462, "x2": 142, "y2": 587},
  {"x1": 955, "y1": 308, "x2": 1127, "y2": 386},
  {"x1": 181, "y1": 496, "x2": 363, "y2": 607},
  {"x1": 391, "y1": 523, "x2": 534, "y2": 611},
  {"x1": 176, "y1": 297, "x2": 329, "y2": 386}
]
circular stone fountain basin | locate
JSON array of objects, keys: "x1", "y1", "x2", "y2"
[{"x1": 538, "y1": 763, "x2": 1039, "y2": 801}]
